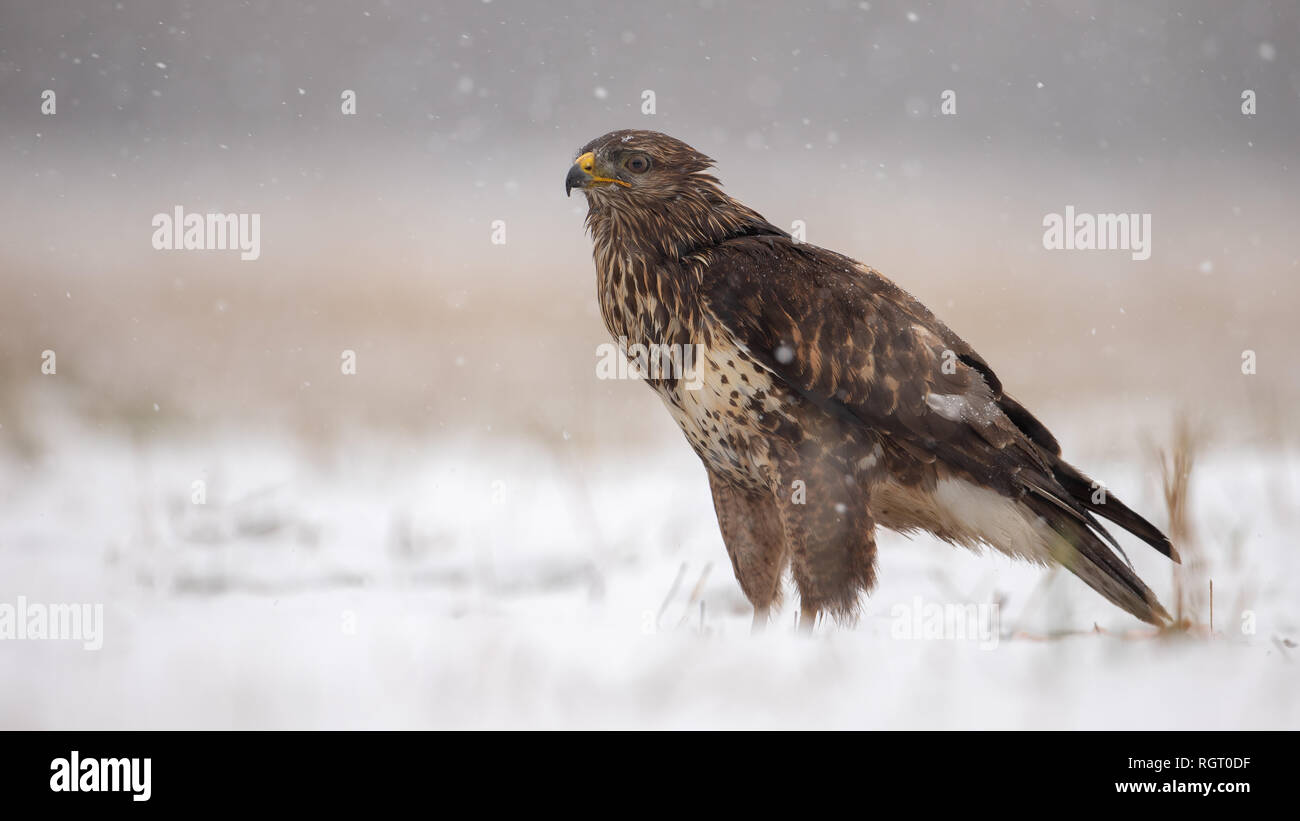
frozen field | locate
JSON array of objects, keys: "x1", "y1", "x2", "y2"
[
  {"x1": 2, "y1": 0, "x2": 1297, "y2": 733},
  {"x1": 1, "y1": 412, "x2": 1295, "y2": 730}
]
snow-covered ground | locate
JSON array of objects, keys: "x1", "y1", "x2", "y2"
[{"x1": 1, "y1": 414, "x2": 1295, "y2": 730}]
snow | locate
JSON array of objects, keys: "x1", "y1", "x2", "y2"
[
  {"x1": 924, "y1": 392, "x2": 968, "y2": 421},
  {"x1": 2, "y1": 415, "x2": 1295, "y2": 729},
  {"x1": 2, "y1": 0, "x2": 1297, "y2": 730}
]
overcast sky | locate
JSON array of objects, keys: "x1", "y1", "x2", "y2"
[{"x1": 2, "y1": 0, "x2": 1295, "y2": 159}]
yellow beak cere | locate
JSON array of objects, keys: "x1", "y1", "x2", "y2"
[{"x1": 565, "y1": 151, "x2": 631, "y2": 196}]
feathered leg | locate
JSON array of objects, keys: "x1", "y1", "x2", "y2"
[
  {"x1": 707, "y1": 470, "x2": 789, "y2": 631},
  {"x1": 767, "y1": 440, "x2": 878, "y2": 627}
]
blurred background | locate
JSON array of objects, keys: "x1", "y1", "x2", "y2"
[{"x1": 0, "y1": 0, "x2": 1296, "y2": 728}]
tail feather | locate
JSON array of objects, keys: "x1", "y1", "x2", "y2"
[
  {"x1": 1050, "y1": 457, "x2": 1180, "y2": 563},
  {"x1": 1023, "y1": 492, "x2": 1172, "y2": 626}
]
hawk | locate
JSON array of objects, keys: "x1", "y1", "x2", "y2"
[{"x1": 566, "y1": 129, "x2": 1178, "y2": 631}]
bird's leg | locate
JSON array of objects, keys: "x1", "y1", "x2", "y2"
[
  {"x1": 798, "y1": 604, "x2": 818, "y2": 633},
  {"x1": 707, "y1": 472, "x2": 788, "y2": 630},
  {"x1": 768, "y1": 440, "x2": 879, "y2": 628}
]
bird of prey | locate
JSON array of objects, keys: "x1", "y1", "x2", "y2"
[{"x1": 566, "y1": 129, "x2": 1178, "y2": 631}]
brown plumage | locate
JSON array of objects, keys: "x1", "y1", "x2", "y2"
[{"x1": 566, "y1": 129, "x2": 1178, "y2": 630}]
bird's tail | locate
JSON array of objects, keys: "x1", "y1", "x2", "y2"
[
  {"x1": 1021, "y1": 491, "x2": 1172, "y2": 627},
  {"x1": 1049, "y1": 456, "x2": 1180, "y2": 563}
]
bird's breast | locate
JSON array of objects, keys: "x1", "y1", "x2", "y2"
[
  {"x1": 596, "y1": 256, "x2": 801, "y2": 490},
  {"x1": 657, "y1": 334, "x2": 807, "y2": 490}
]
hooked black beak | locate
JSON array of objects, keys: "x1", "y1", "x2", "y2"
[
  {"x1": 565, "y1": 162, "x2": 590, "y2": 197},
  {"x1": 565, "y1": 151, "x2": 630, "y2": 197}
]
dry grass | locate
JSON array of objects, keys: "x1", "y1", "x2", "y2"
[
  {"x1": 1002, "y1": 416, "x2": 1232, "y2": 642},
  {"x1": 1155, "y1": 416, "x2": 1212, "y2": 633}
]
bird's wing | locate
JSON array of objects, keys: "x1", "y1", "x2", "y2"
[
  {"x1": 695, "y1": 235, "x2": 1173, "y2": 624},
  {"x1": 696, "y1": 236, "x2": 1049, "y2": 495}
]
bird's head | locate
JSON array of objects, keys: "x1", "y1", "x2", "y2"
[
  {"x1": 566, "y1": 130, "x2": 781, "y2": 261},
  {"x1": 565, "y1": 129, "x2": 719, "y2": 205}
]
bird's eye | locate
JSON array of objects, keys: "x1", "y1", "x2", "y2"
[{"x1": 624, "y1": 154, "x2": 651, "y2": 174}]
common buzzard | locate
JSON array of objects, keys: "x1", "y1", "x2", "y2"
[{"x1": 567, "y1": 129, "x2": 1177, "y2": 630}]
